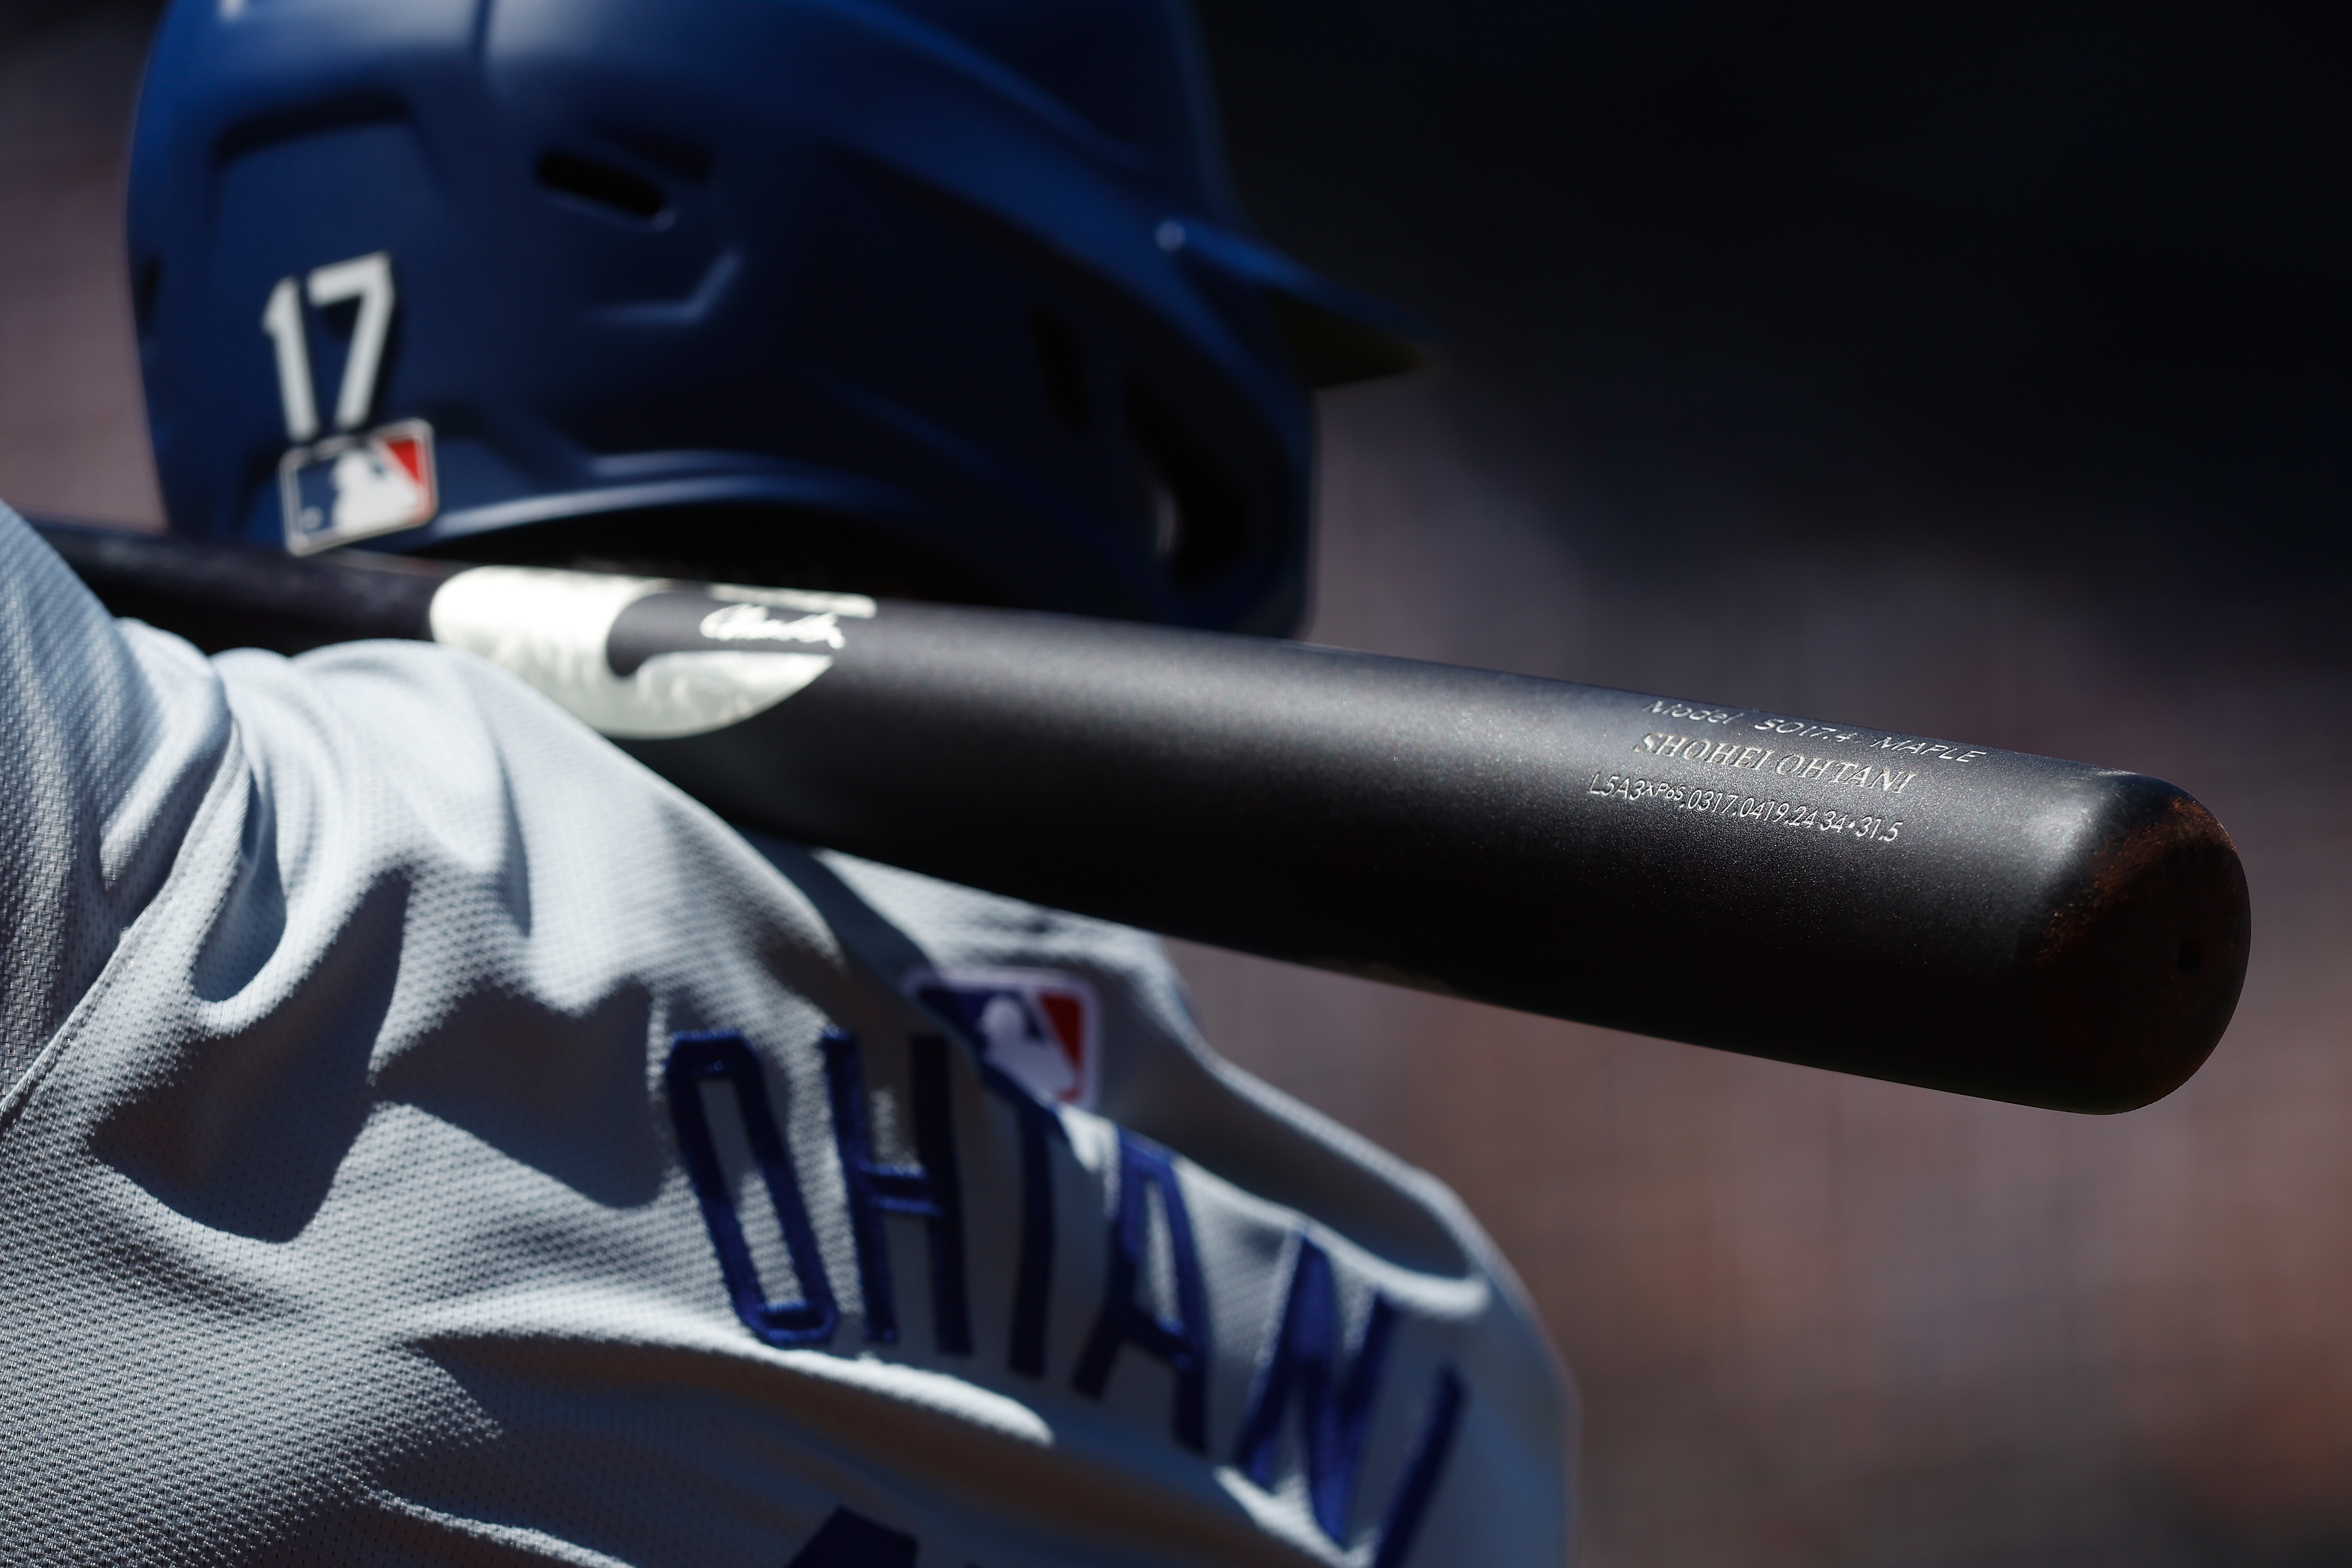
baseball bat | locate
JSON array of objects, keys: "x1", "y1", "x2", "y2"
[{"x1": 33, "y1": 518, "x2": 2249, "y2": 1114}]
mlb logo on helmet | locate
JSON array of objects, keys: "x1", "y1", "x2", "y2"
[
  {"x1": 279, "y1": 419, "x2": 439, "y2": 556},
  {"x1": 902, "y1": 967, "x2": 1100, "y2": 1109}
]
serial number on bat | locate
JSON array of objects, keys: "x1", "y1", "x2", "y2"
[{"x1": 1584, "y1": 773, "x2": 1905, "y2": 843}]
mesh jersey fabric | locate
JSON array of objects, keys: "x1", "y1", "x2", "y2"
[{"x1": 0, "y1": 506, "x2": 1571, "y2": 1567}]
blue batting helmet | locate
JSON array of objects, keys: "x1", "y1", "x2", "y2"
[{"x1": 126, "y1": 0, "x2": 1425, "y2": 634}]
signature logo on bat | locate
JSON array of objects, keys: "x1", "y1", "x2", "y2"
[{"x1": 698, "y1": 601, "x2": 847, "y2": 650}]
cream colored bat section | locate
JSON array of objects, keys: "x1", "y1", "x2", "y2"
[{"x1": 426, "y1": 566, "x2": 873, "y2": 740}]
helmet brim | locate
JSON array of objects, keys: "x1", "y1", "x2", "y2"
[{"x1": 1168, "y1": 223, "x2": 1435, "y2": 388}]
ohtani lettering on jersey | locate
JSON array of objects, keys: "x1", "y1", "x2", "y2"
[{"x1": 665, "y1": 1029, "x2": 1463, "y2": 1565}]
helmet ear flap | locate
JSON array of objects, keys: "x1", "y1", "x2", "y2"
[
  {"x1": 1127, "y1": 380, "x2": 1248, "y2": 589},
  {"x1": 1029, "y1": 308, "x2": 1093, "y2": 434}
]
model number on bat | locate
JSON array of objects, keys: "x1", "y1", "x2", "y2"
[
  {"x1": 1644, "y1": 698, "x2": 1743, "y2": 724},
  {"x1": 1584, "y1": 774, "x2": 1904, "y2": 843}
]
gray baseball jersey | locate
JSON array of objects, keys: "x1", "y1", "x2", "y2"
[{"x1": 0, "y1": 507, "x2": 1571, "y2": 1566}]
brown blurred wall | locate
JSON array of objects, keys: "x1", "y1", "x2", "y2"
[
  {"x1": 4, "y1": 6, "x2": 2349, "y2": 1565},
  {"x1": 0, "y1": 0, "x2": 162, "y2": 527}
]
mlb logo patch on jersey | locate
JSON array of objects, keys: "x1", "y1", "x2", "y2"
[
  {"x1": 902, "y1": 967, "x2": 1100, "y2": 1109},
  {"x1": 279, "y1": 418, "x2": 438, "y2": 555}
]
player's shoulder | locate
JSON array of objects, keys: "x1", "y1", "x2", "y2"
[
  {"x1": 207, "y1": 633, "x2": 730, "y2": 859},
  {"x1": 225, "y1": 633, "x2": 632, "y2": 766},
  {"x1": 724, "y1": 843, "x2": 1169, "y2": 1112},
  {"x1": 781, "y1": 846, "x2": 1511, "y2": 1284}
]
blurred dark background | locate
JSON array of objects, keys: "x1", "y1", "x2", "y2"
[
  {"x1": 1198, "y1": 1, "x2": 2349, "y2": 634},
  {"x1": 4, "y1": 2, "x2": 2349, "y2": 1563}
]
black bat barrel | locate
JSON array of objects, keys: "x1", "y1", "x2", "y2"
[{"x1": 37, "y1": 521, "x2": 2250, "y2": 1113}]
